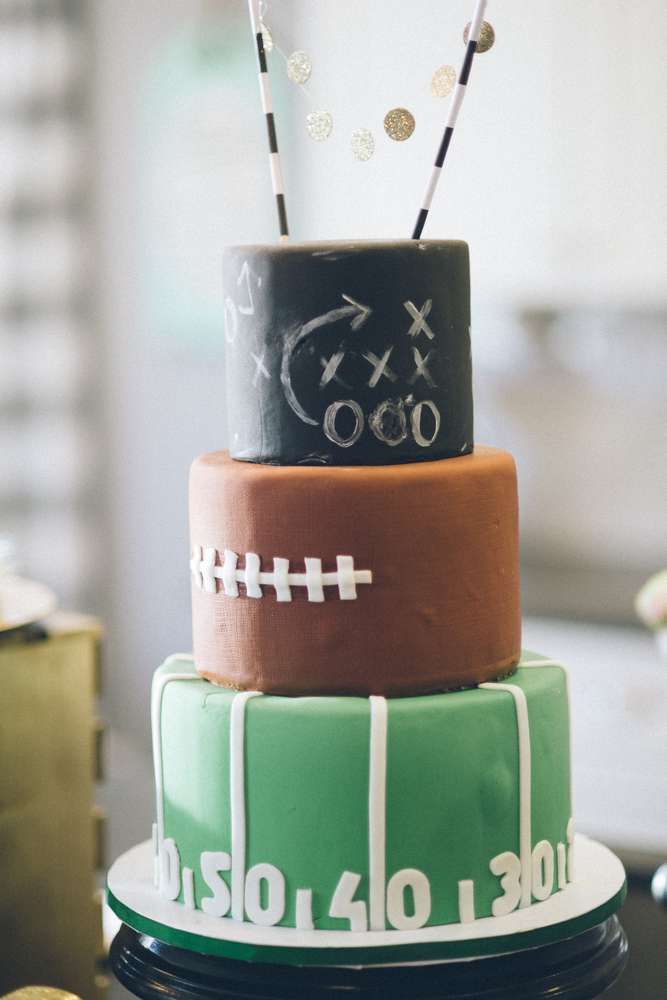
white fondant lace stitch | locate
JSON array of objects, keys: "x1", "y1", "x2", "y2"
[{"x1": 190, "y1": 546, "x2": 372, "y2": 602}]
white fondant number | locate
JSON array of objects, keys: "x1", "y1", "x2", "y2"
[
  {"x1": 244, "y1": 863, "x2": 286, "y2": 926},
  {"x1": 329, "y1": 870, "x2": 368, "y2": 931},
  {"x1": 489, "y1": 851, "x2": 522, "y2": 916},
  {"x1": 159, "y1": 838, "x2": 181, "y2": 901},
  {"x1": 200, "y1": 851, "x2": 232, "y2": 917},
  {"x1": 386, "y1": 868, "x2": 431, "y2": 930},
  {"x1": 531, "y1": 840, "x2": 554, "y2": 902}
]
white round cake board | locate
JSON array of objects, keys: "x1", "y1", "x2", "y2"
[
  {"x1": 107, "y1": 834, "x2": 626, "y2": 967},
  {"x1": 0, "y1": 575, "x2": 57, "y2": 633}
]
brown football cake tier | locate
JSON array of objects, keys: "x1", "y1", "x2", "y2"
[{"x1": 189, "y1": 447, "x2": 520, "y2": 697}]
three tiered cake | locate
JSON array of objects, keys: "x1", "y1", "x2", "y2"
[{"x1": 108, "y1": 241, "x2": 626, "y2": 969}]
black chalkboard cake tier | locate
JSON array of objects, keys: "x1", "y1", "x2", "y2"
[{"x1": 223, "y1": 240, "x2": 472, "y2": 466}]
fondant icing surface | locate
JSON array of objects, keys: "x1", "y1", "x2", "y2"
[
  {"x1": 152, "y1": 653, "x2": 571, "y2": 935},
  {"x1": 222, "y1": 240, "x2": 472, "y2": 465},
  {"x1": 190, "y1": 447, "x2": 521, "y2": 695}
]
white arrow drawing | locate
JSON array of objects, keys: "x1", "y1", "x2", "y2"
[{"x1": 281, "y1": 294, "x2": 372, "y2": 426}]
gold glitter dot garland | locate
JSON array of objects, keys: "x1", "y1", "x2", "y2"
[
  {"x1": 287, "y1": 50, "x2": 312, "y2": 85},
  {"x1": 351, "y1": 128, "x2": 375, "y2": 161},
  {"x1": 464, "y1": 19, "x2": 495, "y2": 52},
  {"x1": 384, "y1": 107, "x2": 416, "y2": 142},
  {"x1": 258, "y1": 3, "x2": 496, "y2": 163},
  {"x1": 431, "y1": 64, "x2": 457, "y2": 98}
]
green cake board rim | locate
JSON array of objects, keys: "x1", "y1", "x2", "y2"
[{"x1": 107, "y1": 836, "x2": 626, "y2": 967}]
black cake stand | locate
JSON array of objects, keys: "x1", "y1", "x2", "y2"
[{"x1": 111, "y1": 916, "x2": 627, "y2": 999}]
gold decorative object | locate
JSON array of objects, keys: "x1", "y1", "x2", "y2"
[
  {"x1": 463, "y1": 19, "x2": 495, "y2": 52},
  {"x1": 431, "y1": 64, "x2": 457, "y2": 98},
  {"x1": 306, "y1": 110, "x2": 333, "y2": 141},
  {"x1": 286, "y1": 50, "x2": 312, "y2": 85},
  {"x1": 351, "y1": 128, "x2": 375, "y2": 161},
  {"x1": 383, "y1": 107, "x2": 416, "y2": 141}
]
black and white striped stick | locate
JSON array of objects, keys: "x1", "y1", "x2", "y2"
[
  {"x1": 247, "y1": 0, "x2": 289, "y2": 240},
  {"x1": 412, "y1": 0, "x2": 487, "y2": 240}
]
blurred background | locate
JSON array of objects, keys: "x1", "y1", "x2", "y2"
[{"x1": 0, "y1": 1, "x2": 665, "y2": 996}]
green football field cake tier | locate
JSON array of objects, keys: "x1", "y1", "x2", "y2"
[{"x1": 151, "y1": 652, "x2": 573, "y2": 940}]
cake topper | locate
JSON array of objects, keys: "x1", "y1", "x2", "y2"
[
  {"x1": 246, "y1": 0, "x2": 495, "y2": 239},
  {"x1": 413, "y1": 0, "x2": 490, "y2": 239},
  {"x1": 256, "y1": 5, "x2": 366, "y2": 160},
  {"x1": 246, "y1": 0, "x2": 289, "y2": 239}
]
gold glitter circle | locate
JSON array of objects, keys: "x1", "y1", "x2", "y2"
[
  {"x1": 383, "y1": 107, "x2": 416, "y2": 142},
  {"x1": 351, "y1": 128, "x2": 375, "y2": 161},
  {"x1": 306, "y1": 110, "x2": 333, "y2": 142},
  {"x1": 431, "y1": 64, "x2": 457, "y2": 98},
  {"x1": 287, "y1": 50, "x2": 312, "y2": 85},
  {"x1": 463, "y1": 20, "x2": 495, "y2": 52}
]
